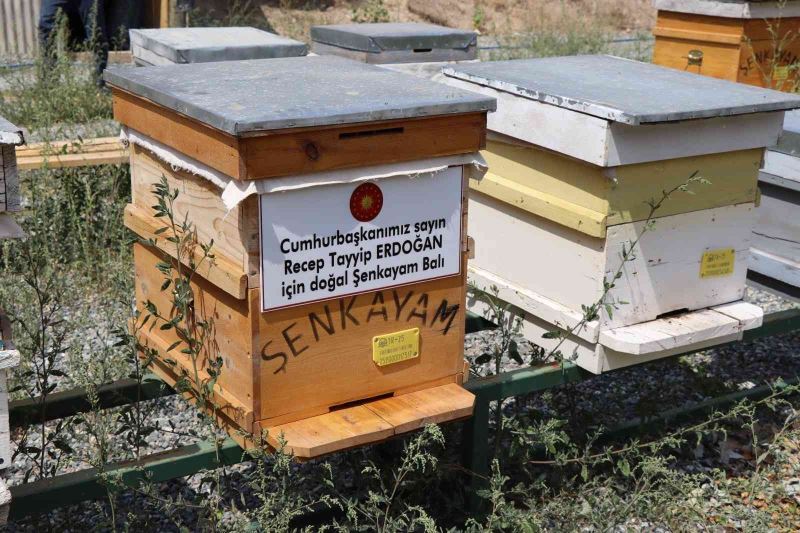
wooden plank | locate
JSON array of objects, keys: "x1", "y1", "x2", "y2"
[
  {"x1": 262, "y1": 383, "x2": 474, "y2": 458},
  {"x1": 134, "y1": 243, "x2": 257, "y2": 413},
  {"x1": 241, "y1": 112, "x2": 486, "y2": 180},
  {"x1": 113, "y1": 89, "x2": 485, "y2": 181},
  {"x1": 750, "y1": 248, "x2": 800, "y2": 287},
  {"x1": 16, "y1": 137, "x2": 123, "y2": 156},
  {"x1": 364, "y1": 383, "x2": 474, "y2": 433},
  {"x1": 17, "y1": 151, "x2": 129, "y2": 171},
  {"x1": 262, "y1": 405, "x2": 394, "y2": 458},
  {"x1": 130, "y1": 144, "x2": 259, "y2": 286},
  {"x1": 752, "y1": 183, "x2": 800, "y2": 264},
  {"x1": 479, "y1": 138, "x2": 760, "y2": 236},
  {"x1": 124, "y1": 204, "x2": 248, "y2": 299},
  {"x1": 0, "y1": 372, "x2": 9, "y2": 471},
  {"x1": 598, "y1": 308, "x2": 744, "y2": 355},
  {"x1": 112, "y1": 89, "x2": 243, "y2": 179}
]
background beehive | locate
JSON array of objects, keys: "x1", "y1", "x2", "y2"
[{"x1": 652, "y1": 0, "x2": 800, "y2": 91}]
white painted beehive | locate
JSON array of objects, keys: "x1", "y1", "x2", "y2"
[
  {"x1": 751, "y1": 110, "x2": 800, "y2": 288},
  {"x1": 0, "y1": 117, "x2": 25, "y2": 239},
  {"x1": 444, "y1": 55, "x2": 800, "y2": 374}
]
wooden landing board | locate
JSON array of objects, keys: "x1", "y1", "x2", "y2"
[
  {"x1": 112, "y1": 89, "x2": 486, "y2": 181},
  {"x1": 260, "y1": 383, "x2": 474, "y2": 458},
  {"x1": 16, "y1": 137, "x2": 128, "y2": 170},
  {"x1": 468, "y1": 296, "x2": 761, "y2": 375},
  {"x1": 598, "y1": 301, "x2": 763, "y2": 355}
]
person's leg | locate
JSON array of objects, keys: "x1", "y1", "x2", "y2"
[
  {"x1": 38, "y1": 0, "x2": 78, "y2": 51},
  {"x1": 78, "y1": 0, "x2": 109, "y2": 82},
  {"x1": 106, "y1": 0, "x2": 142, "y2": 50}
]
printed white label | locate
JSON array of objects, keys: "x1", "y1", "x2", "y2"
[{"x1": 259, "y1": 167, "x2": 463, "y2": 311}]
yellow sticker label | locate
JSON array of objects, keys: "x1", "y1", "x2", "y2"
[
  {"x1": 774, "y1": 66, "x2": 790, "y2": 81},
  {"x1": 373, "y1": 328, "x2": 420, "y2": 367},
  {"x1": 700, "y1": 248, "x2": 735, "y2": 279}
]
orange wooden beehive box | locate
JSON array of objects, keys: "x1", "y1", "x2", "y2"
[
  {"x1": 104, "y1": 56, "x2": 494, "y2": 458},
  {"x1": 653, "y1": 0, "x2": 800, "y2": 91}
]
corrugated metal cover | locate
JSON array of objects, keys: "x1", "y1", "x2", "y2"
[
  {"x1": 444, "y1": 55, "x2": 800, "y2": 125},
  {"x1": 310, "y1": 23, "x2": 476, "y2": 53},
  {"x1": 104, "y1": 55, "x2": 495, "y2": 135},
  {"x1": 129, "y1": 27, "x2": 307, "y2": 64}
]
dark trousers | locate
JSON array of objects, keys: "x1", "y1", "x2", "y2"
[{"x1": 38, "y1": 0, "x2": 110, "y2": 80}]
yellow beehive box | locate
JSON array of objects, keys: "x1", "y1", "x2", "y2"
[
  {"x1": 443, "y1": 56, "x2": 800, "y2": 373},
  {"x1": 105, "y1": 56, "x2": 495, "y2": 457},
  {"x1": 652, "y1": 0, "x2": 800, "y2": 91}
]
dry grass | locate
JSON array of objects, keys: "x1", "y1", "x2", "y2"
[{"x1": 260, "y1": 0, "x2": 655, "y2": 43}]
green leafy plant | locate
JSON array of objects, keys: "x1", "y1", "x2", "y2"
[{"x1": 351, "y1": 0, "x2": 391, "y2": 24}]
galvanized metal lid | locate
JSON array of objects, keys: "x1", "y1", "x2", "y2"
[
  {"x1": 104, "y1": 55, "x2": 495, "y2": 135},
  {"x1": 653, "y1": 0, "x2": 800, "y2": 19},
  {"x1": 444, "y1": 55, "x2": 800, "y2": 125},
  {"x1": 0, "y1": 116, "x2": 24, "y2": 145},
  {"x1": 129, "y1": 27, "x2": 307, "y2": 64},
  {"x1": 310, "y1": 23, "x2": 477, "y2": 53}
]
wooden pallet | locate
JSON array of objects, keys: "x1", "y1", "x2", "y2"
[{"x1": 15, "y1": 137, "x2": 128, "y2": 171}]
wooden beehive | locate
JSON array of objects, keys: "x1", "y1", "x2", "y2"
[
  {"x1": 652, "y1": 0, "x2": 800, "y2": 91},
  {"x1": 751, "y1": 110, "x2": 800, "y2": 287},
  {"x1": 105, "y1": 56, "x2": 494, "y2": 457},
  {"x1": 443, "y1": 55, "x2": 800, "y2": 374},
  {"x1": 130, "y1": 27, "x2": 307, "y2": 66}
]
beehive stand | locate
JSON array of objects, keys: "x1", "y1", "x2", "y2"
[
  {"x1": 652, "y1": 0, "x2": 800, "y2": 90},
  {"x1": 105, "y1": 56, "x2": 494, "y2": 458},
  {"x1": 443, "y1": 55, "x2": 800, "y2": 374},
  {"x1": 752, "y1": 110, "x2": 800, "y2": 287},
  {"x1": 129, "y1": 27, "x2": 307, "y2": 66}
]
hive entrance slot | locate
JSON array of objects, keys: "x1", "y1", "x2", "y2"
[
  {"x1": 413, "y1": 48, "x2": 433, "y2": 53},
  {"x1": 657, "y1": 308, "x2": 690, "y2": 320},
  {"x1": 329, "y1": 392, "x2": 395, "y2": 411},
  {"x1": 339, "y1": 127, "x2": 404, "y2": 140}
]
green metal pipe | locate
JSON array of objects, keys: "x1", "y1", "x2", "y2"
[
  {"x1": 8, "y1": 437, "x2": 245, "y2": 520},
  {"x1": 9, "y1": 373, "x2": 175, "y2": 428}
]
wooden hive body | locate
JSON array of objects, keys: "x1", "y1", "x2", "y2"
[
  {"x1": 0, "y1": 117, "x2": 25, "y2": 240},
  {"x1": 442, "y1": 56, "x2": 800, "y2": 373},
  {"x1": 652, "y1": 1, "x2": 800, "y2": 91},
  {"x1": 108, "y1": 56, "x2": 494, "y2": 457},
  {"x1": 750, "y1": 112, "x2": 800, "y2": 287}
]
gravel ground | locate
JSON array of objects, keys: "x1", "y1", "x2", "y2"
[{"x1": 2, "y1": 285, "x2": 798, "y2": 531}]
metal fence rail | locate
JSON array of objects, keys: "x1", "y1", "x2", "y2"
[{"x1": 5, "y1": 283, "x2": 800, "y2": 521}]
